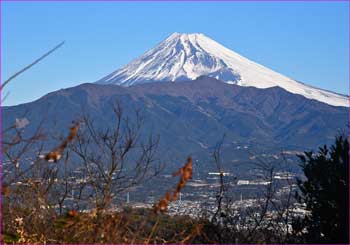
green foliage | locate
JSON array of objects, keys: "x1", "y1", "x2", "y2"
[
  {"x1": 293, "y1": 135, "x2": 349, "y2": 244},
  {"x1": 2, "y1": 233, "x2": 20, "y2": 243}
]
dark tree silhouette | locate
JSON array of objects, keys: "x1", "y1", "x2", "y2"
[{"x1": 293, "y1": 135, "x2": 349, "y2": 244}]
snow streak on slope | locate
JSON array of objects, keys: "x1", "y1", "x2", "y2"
[{"x1": 96, "y1": 33, "x2": 348, "y2": 107}]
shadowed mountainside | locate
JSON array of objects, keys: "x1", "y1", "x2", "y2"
[{"x1": 3, "y1": 76, "x2": 348, "y2": 169}]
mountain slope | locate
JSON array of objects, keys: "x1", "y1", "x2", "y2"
[
  {"x1": 4, "y1": 77, "x2": 347, "y2": 169},
  {"x1": 96, "y1": 33, "x2": 348, "y2": 107}
]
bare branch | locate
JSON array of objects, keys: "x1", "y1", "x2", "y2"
[{"x1": 2, "y1": 41, "x2": 65, "y2": 89}]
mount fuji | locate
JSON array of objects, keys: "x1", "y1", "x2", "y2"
[{"x1": 96, "y1": 32, "x2": 348, "y2": 107}]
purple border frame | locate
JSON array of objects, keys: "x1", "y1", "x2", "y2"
[
  {"x1": 0, "y1": 0, "x2": 349, "y2": 2},
  {"x1": 0, "y1": 0, "x2": 349, "y2": 245}
]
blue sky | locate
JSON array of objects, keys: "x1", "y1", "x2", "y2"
[{"x1": 1, "y1": 1, "x2": 349, "y2": 106}]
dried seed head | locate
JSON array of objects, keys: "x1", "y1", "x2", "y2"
[
  {"x1": 44, "y1": 122, "x2": 79, "y2": 162},
  {"x1": 67, "y1": 209, "x2": 78, "y2": 218},
  {"x1": 154, "y1": 156, "x2": 193, "y2": 213}
]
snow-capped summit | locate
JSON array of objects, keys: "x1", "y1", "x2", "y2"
[{"x1": 96, "y1": 32, "x2": 348, "y2": 107}]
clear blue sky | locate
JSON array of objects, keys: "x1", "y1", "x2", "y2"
[{"x1": 1, "y1": 1, "x2": 349, "y2": 106}]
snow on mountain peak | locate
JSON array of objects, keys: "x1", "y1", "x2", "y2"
[{"x1": 96, "y1": 32, "x2": 348, "y2": 107}]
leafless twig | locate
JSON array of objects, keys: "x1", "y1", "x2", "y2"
[{"x1": 2, "y1": 41, "x2": 64, "y2": 89}]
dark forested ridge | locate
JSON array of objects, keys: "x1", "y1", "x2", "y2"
[{"x1": 4, "y1": 76, "x2": 347, "y2": 166}]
